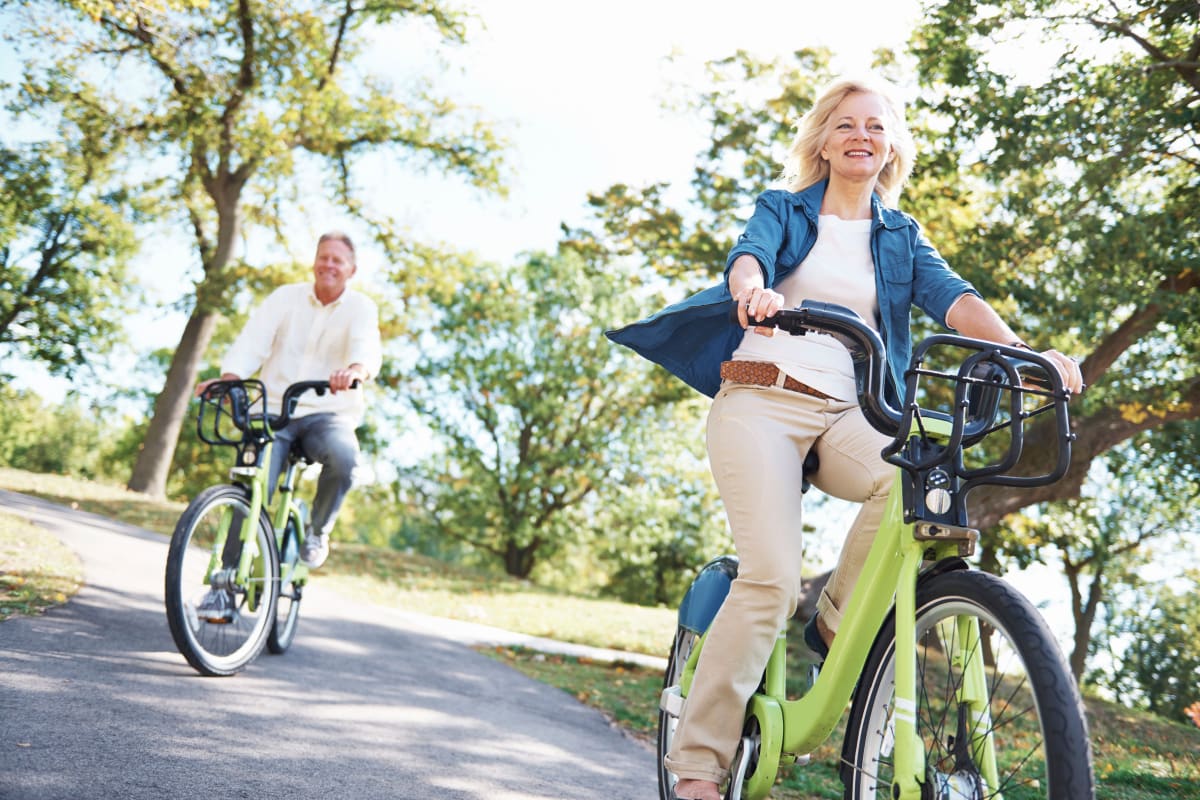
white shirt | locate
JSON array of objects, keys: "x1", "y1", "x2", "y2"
[
  {"x1": 732, "y1": 215, "x2": 878, "y2": 400},
  {"x1": 221, "y1": 283, "x2": 383, "y2": 423}
]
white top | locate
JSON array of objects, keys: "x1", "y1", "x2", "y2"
[
  {"x1": 222, "y1": 283, "x2": 384, "y2": 423},
  {"x1": 731, "y1": 215, "x2": 878, "y2": 400}
]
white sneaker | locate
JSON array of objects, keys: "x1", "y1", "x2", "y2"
[{"x1": 300, "y1": 532, "x2": 329, "y2": 568}]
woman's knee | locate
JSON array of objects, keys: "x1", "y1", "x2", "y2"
[{"x1": 729, "y1": 564, "x2": 804, "y2": 618}]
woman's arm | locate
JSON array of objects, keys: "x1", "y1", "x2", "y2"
[
  {"x1": 729, "y1": 254, "x2": 784, "y2": 335},
  {"x1": 946, "y1": 293, "x2": 1084, "y2": 393}
]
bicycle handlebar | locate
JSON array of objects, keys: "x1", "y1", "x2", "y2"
[
  {"x1": 734, "y1": 300, "x2": 902, "y2": 436},
  {"x1": 197, "y1": 378, "x2": 361, "y2": 446},
  {"x1": 735, "y1": 300, "x2": 1075, "y2": 501}
]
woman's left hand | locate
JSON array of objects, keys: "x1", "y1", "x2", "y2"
[{"x1": 1040, "y1": 349, "x2": 1085, "y2": 395}]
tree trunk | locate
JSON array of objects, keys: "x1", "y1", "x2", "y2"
[
  {"x1": 127, "y1": 172, "x2": 243, "y2": 498},
  {"x1": 127, "y1": 308, "x2": 220, "y2": 497}
]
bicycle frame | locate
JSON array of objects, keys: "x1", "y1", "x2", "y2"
[
  {"x1": 680, "y1": 418, "x2": 1007, "y2": 800},
  {"x1": 201, "y1": 419, "x2": 309, "y2": 601}
]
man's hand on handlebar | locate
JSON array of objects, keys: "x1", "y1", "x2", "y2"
[
  {"x1": 195, "y1": 373, "x2": 241, "y2": 398},
  {"x1": 328, "y1": 364, "x2": 367, "y2": 393}
]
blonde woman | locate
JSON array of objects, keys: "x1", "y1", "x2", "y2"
[{"x1": 608, "y1": 75, "x2": 1081, "y2": 800}]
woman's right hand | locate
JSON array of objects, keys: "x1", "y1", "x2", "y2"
[{"x1": 729, "y1": 256, "x2": 784, "y2": 336}]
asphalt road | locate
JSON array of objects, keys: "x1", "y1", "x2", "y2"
[{"x1": 0, "y1": 490, "x2": 658, "y2": 799}]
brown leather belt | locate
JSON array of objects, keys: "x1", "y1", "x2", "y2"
[{"x1": 720, "y1": 360, "x2": 834, "y2": 400}]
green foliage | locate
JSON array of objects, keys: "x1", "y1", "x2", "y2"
[
  {"x1": 911, "y1": 0, "x2": 1199, "y2": 449},
  {"x1": 0, "y1": 386, "x2": 115, "y2": 478},
  {"x1": 0, "y1": 140, "x2": 142, "y2": 377},
  {"x1": 395, "y1": 249, "x2": 705, "y2": 583},
  {"x1": 1101, "y1": 571, "x2": 1200, "y2": 723},
  {"x1": 591, "y1": 397, "x2": 729, "y2": 606}
]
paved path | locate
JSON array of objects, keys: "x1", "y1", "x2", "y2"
[{"x1": 0, "y1": 490, "x2": 659, "y2": 799}]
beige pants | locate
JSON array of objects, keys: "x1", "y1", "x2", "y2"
[{"x1": 665, "y1": 381, "x2": 894, "y2": 784}]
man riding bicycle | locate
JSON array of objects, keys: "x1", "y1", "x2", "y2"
[{"x1": 194, "y1": 231, "x2": 383, "y2": 582}]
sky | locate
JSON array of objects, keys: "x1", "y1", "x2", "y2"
[
  {"x1": 5, "y1": 0, "x2": 925, "y2": 396},
  {"x1": 353, "y1": 0, "x2": 926, "y2": 269}
]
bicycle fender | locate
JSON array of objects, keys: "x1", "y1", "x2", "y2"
[{"x1": 678, "y1": 555, "x2": 739, "y2": 634}]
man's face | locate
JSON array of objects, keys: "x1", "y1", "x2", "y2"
[{"x1": 312, "y1": 238, "x2": 356, "y2": 301}]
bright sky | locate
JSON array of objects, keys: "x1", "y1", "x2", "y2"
[
  {"x1": 6, "y1": 0, "x2": 925, "y2": 395},
  {"x1": 354, "y1": 0, "x2": 925, "y2": 267}
]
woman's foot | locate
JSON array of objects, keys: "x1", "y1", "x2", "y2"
[
  {"x1": 673, "y1": 778, "x2": 721, "y2": 800},
  {"x1": 803, "y1": 614, "x2": 835, "y2": 660}
]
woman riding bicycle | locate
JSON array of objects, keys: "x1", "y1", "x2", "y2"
[{"x1": 608, "y1": 74, "x2": 1083, "y2": 800}]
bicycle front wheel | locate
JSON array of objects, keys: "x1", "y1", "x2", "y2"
[
  {"x1": 164, "y1": 484, "x2": 279, "y2": 676},
  {"x1": 842, "y1": 569, "x2": 1094, "y2": 800}
]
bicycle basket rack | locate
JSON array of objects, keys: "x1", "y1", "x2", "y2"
[
  {"x1": 882, "y1": 335, "x2": 1072, "y2": 530},
  {"x1": 197, "y1": 380, "x2": 271, "y2": 468}
]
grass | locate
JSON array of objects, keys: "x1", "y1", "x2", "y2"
[
  {"x1": 2, "y1": 467, "x2": 1198, "y2": 798},
  {"x1": 0, "y1": 511, "x2": 84, "y2": 620},
  {"x1": 0, "y1": 467, "x2": 185, "y2": 536}
]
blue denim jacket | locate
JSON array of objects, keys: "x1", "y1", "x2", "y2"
[{"x1": 606, "y1": 180, "x2": 979, "y2": 400}]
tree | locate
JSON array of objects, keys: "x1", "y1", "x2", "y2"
[
  {"x1": 591, "y1": 398, "x2": 729, "y2": 605},
  {"x1": 1002, "y1": 432, "x2": 1198, "y2": 682},
  {"x1": 1102, "y1": 571, "x2": 1200, "y2": 722},
  {"x1": 4, "y1": 0, "x2": 506, "y2": 496},
  {"x1": 910, "y1": 0, "x2": 1200, "y2": 531},
  {"x1": 0, "y1": 137, "x2": 141, "y2": 378},
  {"x1": 397, "y1": 250, "x2": 696, "y2": 580}
]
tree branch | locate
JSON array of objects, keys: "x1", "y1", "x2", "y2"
[
  {"x1": 1080, "y1": 267, "x2": 1200, "y2": 386},
  {"x1": 320, "y1": 0, "x2": 355, "y2": 92}
]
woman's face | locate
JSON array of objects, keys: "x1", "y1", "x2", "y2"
[{"x1": 819, "y1": 91, "x2": 895, "y2": 185}]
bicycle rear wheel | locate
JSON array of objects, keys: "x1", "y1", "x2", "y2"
[
  {"x1": 267, "y1": 511, "x2": 303, "y2": 654},
  {"x1": 842, "y1": 569, "x2": 1094, "y2": 800},
  {"x1": 164, "y1": 484, "x2": 279, "y2": 676}
]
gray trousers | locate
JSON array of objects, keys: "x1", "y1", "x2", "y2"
[{"x1": 266, "y1": 412, "x2": 360, "y2": 537}]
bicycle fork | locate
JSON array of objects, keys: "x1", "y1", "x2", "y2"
[
  {"x1": 204, "y1": 471, "x2": 269, "y2": 611},
  {"x1": 892, "y1": 546, "x2": 1001, "y2": 800}
]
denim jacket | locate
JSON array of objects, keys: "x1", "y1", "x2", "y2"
[{"x1": 606, "y1": 180, "x2": 979, "y2": 401}]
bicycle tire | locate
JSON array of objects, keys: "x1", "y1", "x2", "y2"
[
  {"x1": 842, "y1": 569, "x2": 1094, "y2": 800},
  {"x1": 164, "y1": 484, "x2": 279, "y2": 676},
  {"x1": 658, "y1": 625, "x2": 698, "y2": 800},
  {"x1": 267, "y1": 511, "x2": 303, "y2": 654}
]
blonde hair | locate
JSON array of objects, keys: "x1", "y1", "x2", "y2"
[{"x1": 780, "y1": 75, "x2": 915, "y2": 208}]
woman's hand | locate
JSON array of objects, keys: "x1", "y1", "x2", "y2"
[
  {"x1": 1038, "y1": 348, "x2": 1085, "y2": 395},
  {"x1": 728, "y1": 256, "x2": 784, "y2": 336},
  {"x1": 735, "y1": 286, "x2": 786, "y2": 336}
]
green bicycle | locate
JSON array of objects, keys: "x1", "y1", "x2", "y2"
[
  {"x1": 658, "y1": 301, "x2": 1094, "y2": 800},
  {"x1": 164, "y1": 378, "x2": 338, "y2": 677}
]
